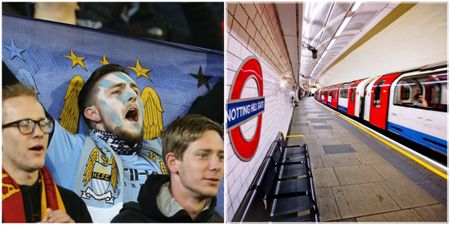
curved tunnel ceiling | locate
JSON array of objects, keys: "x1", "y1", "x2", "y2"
[
  {"x1": 275, "y1": 2, "x2": 406, "y2": 90},
  {"x1": 301, "y1": 2, "x2": 401, "y2": 88}
]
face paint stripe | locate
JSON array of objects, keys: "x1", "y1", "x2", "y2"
[
  {"x1": 114, "y1": 72, "x2": 134, "y2": 84},
  {"x1": 117, "y1": 89, "x2": 136, "y2": 104},
  {"x1": 99, "y1": 99, "x2": 123, "y2": 126},
  {"x1": 97, "y1": 79, "x2": 115, "y2": 88}
]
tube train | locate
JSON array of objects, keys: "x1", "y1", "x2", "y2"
[{"x1": 314, "y1": 62, "x2": 447, "y2": 155}]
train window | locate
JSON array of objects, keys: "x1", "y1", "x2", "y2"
[
  {"x1": 394, "y1": 72, "x2": 447, "y2": 112},
  {"x1": 394, "y1": 79, "x2": 417, "y2": 105},
  {"x1": 340, "y1": 84, "x2": 350, "y2": 99},
  {"x1": 422, "y1": 73, "x2": 447, "y2": 111},
  {"x1": 373, "y1": 80, "x2": 384, "y2": 108},
  {"x1": 394, "y1": 80, "x2": 415, "y2": 105},
  {"x1": 400, "y1": 84, "x2": 411, "y2": 100}
]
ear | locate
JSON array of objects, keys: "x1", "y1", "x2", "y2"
[
  {"x1": 165, "y1": 152, "x2": 179, "y2": 174},
  {"x1": 84, "y1": 105, "x2": 101, "y2": 123}
]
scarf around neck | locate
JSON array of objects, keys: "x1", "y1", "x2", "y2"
[
  {"x1": 92, "y1": 129, "x2": 142, "y2": 155},
  {"x1": 2, "y1": 167, "x2": 66, "y2": 222}
]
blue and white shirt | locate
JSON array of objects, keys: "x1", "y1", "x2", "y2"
[{"x1": 45, "y1": 121, "x2": 166, "y2": 222}]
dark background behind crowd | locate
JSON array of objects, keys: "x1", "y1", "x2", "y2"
[{"x1": 3, "y1": 2, "x2": 224, "y2": 51}]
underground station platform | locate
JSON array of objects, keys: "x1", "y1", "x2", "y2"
[{"x1": 285, "y1": 97, "x2": 447, "y2": 222}]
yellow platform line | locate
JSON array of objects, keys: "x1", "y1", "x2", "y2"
[
  {"x1": 278, "y1": 132, "x2": 304, "y2": 139},
  {"x1": 337, "y1": 113, "x2": 447, "y2": 180},
  {"x1": 315, "y1": 101, "x2": 447, "y2": 179},
  {"x1": 286, "y1": 134, "x2": 304, "y2": 138}
]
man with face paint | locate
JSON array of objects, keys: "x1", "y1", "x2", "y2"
[{"x1": 45, "y1": 64, "x2": 165, "y2": 222}]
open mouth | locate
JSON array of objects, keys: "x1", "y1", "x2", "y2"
[
  {"x1": 29, "y1": 145, "x2": 44, "y2": 152},
  {"x1": 125, "y1": 107, "x2": 139, "y2": 122}
]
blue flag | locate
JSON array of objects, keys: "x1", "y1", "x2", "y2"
[{"x1": 3, "y1": 14, "x2": 224, "y2": 137}]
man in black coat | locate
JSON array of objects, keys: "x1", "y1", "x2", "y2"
[{"x1": 112, "y1": 114, "x2": 224, "y2": 222}]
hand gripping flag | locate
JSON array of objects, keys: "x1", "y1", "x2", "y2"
[{"x1": 3, "y1": 14, "x2": 224, "y2": 138}]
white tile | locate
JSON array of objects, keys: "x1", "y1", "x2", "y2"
[
  {"x1": 228, "y1": 176, "x2": 242, "y2": 202},
  {"x1": 227, "y1": 36, "x2": 242, "y2": 57},
  {"x1": 226, "y1": 53, "x2": 241, "y2": 73},
  {"x1": 239, "y1": 44, "x2": 253, "y2": 60},
  {"x1": 226, "y1": 190, "x2": 236, "y2": 221}
]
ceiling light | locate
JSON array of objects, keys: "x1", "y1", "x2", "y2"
[
  {"x1": 351, "y1": 2, "x2": 362, "y2": 12},
  {"x1": 303, "y1": 2, "x2": 310, "y2": 38},
  {"x1": 335, "y1": 17, "x2": 351, "y2": 37},
  {"x1": 321, "y1": 50, "x2": 328, "y2": 59},
  {"x1": 326, "y1": 38, "x2": 336, "y2": 50},
  {"x1": 280, "y1": 79, "x2": 288, "y2": 89}
]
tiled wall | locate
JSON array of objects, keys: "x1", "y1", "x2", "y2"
[{"x1": 226, "y1": 3, "x2": 296, "y2": 221}]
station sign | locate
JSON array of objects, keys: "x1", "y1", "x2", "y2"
[{"x1": 227, "y1": 57, "x2": 264, "y2": 161}]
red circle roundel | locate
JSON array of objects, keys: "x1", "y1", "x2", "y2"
[{"x1": 228, "y1": 57, "x2": 264, "y2": 161}]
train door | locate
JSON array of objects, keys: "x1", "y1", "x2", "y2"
[
  {"x1": 338, "y1": 83, "x2": 349, "y2": 112},
  {"x1": 328, "y1": 85, "x2": 335, "y2": 107},
  {"x1": 331, "y1": 84, "x2": 342, "y2": 109},
  {"x1": 369, "y1": 73, "x2": 401, "y2": 130},
  {"x1": 347, "y1": 80, "x2": 362, "y2": 116},
  {"x1": 355, "y1": 78, "x2": 371, "y2": 118},
  {"x1": 327, "y1": 87, "x2": 333, "y2": 105},
  {"x1": 323, "y1": 87, "x2": 328, "y2": 104},
  {"x1": 363, "y1": 78, "x2": 378, "y2": 121}
]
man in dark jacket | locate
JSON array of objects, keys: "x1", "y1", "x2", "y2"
[{"x1": 112, "y1": 114, "x2": 224, "y2": 222}]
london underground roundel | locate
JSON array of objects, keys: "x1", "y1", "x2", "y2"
[{"x1": 227, "y1": 57, "x2": 264, "y2": 161}]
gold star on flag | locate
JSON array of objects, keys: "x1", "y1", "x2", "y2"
[
  {"x1": 98, "y1": 54, "x2": 110, "y2": 65},
  {"x1": 65, "y1": 49, "x2": 87, "y2": 70},
  {"x1": 129, "y1": 58, "x2": 152, "y2": 81}
]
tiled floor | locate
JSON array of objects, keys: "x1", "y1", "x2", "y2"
[{"x1": 286, "y1": 97, "x2": 447, "y2": 222}]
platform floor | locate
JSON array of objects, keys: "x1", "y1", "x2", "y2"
[{"x1": 286, "y1": 97, "x2": 447, "y2": 222}]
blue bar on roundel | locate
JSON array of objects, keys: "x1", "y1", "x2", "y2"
[{"x1": 226, "y1": 97, "x2": 265, "y2": 130}]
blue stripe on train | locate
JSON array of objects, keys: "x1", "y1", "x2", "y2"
[
  {"x1": 338, "y1": 105, "x2": 347, "y2": 113},
  {"x1": 387, "y1": 122, "x2": 447, "y2": 154}
]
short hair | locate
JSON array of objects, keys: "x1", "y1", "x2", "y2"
[
  {"x1": 2, "y1": 62, "x2": 37, "y2": 98},
  {"x1": 162, "y1": 114, "x2": 223, "y2": 161},
  {"x1": 78, "y1": 64, "x2": 129, "y2": 124},
  {"x1": 3, "y1": 82, "x2": 37, "y2": 102}
]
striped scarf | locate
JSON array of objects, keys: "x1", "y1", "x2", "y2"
[
  {"x1": 2, "y1": 167, "x2": 66, "y2": 222},
  {"x1": 93, "y1": 129, "x2": 142, "y2": 155}
]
